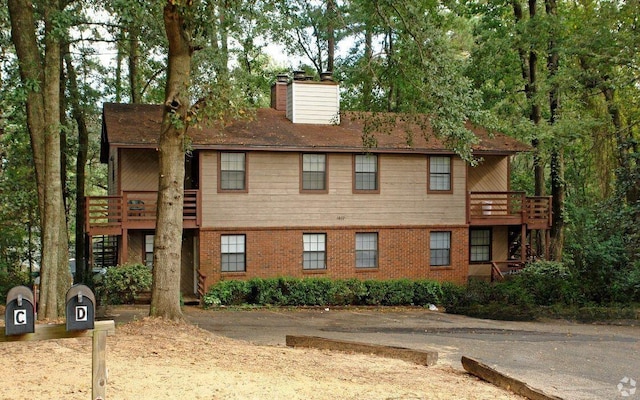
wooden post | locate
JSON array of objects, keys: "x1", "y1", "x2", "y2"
[
  {"x1": 93, "y1": 328, "x2": 108, "y2": 400},
  {"x1": 462, "y1": 356, "x2": 563, "y2": 400},
  {"x1": 1, "y1": 320, "x2": 115, "y2": 398}
]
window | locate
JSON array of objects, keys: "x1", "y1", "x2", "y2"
[
  {"x1": 302, "y1": 154, "x2": 326, "y2": 191},
  {"x1": 356, "y1": 233, "x2": 378, "y2": 268},
  {"x1": 354, "y1": 154, "x2": 378, "y2": 192},
  {"x1": 144, "y1": 234, "x2": 154, "y2": 268},
  {"x1": 429, "y1": 156, "x2": 452, "y2": 192},
  {"x1": 303, "y1": 233, "x2": 326, "y2": 270},
  {"x1": 219, "y1": 152, "x2": 246, "y2": 191},
  {"x1": 470, "y1": 229, "x2": 491, "y2": 262},
  {"x1": 430, "y1": 231, "x2": 451, "y2": 266},
  {"x1": 221, "y1": 235, "x2": 246, "y2": 272}
]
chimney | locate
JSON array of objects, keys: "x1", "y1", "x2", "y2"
[
  {"x1": 270, "y1": 74, "x2": 289, "y2": 111},
  {"x1": 286, "y1": 71, "x2": 340, "y2": 125}
]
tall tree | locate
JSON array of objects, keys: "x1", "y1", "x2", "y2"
[
  {"x1": 8, "y1": 0, "x2": 71, "y2": 318},
  {"x1": 151, "y1": 0, "x2": 254, "y2": 318},
  {"x1": 546, "y1": 0, "x2": 564, "y2": 260},
  {"x1": 150, "y1": 0, "x2": 192, "y2": 320}
]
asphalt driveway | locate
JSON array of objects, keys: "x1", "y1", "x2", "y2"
[{"x1": 108, "y1": 306, "x2": 640, "y2": 400}]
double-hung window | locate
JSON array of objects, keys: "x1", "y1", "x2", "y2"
[
  {"x1": 429, "y1": 156, "x2": 452, "y2": 192},
  {"x1": 356, "y1": 233, "x2": 378, "y2": 268},
  {"x1": 144, "y1": 234, "x2": 154, "y2": 268},
  {"x1": 303, "y1": 233, "x2": 326, "y2": 270},
  {"x1": 219, "y1": 152, "x2": 246, "y2": 191},
  {"x1": 470, "y1": 229, "x2": 491, "y2": 262},
  {"x1": 301, "y1": 154, "x2": 327, "y2": 191},
  {"x1": 221, "y1": 234, "x2": 246, "y2": 272},
  {"x1": 430, "y1": 231, "x2": 451, "y2": 267},
  {"x1": 354, "y1": 154, "x2": 378, "y2": 192}
]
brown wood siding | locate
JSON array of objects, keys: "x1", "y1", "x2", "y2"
[
  {"x1": 200, "y1": 151, "x2": 467, "y2": 228},
  {"x1": 493, "y1": 226, "x2": 509, "y2": 261},
  {"x1": 109, "y1": 148, "x2": 118, "y2": 195},
  {"x1": 467, "y1": 156, "x2": 509, "y2": 192},
  {"x1": 468, "y1": 226, "x2": 510, "y2": 278},
  {"x1": 127, "y1": 232, "x2": 144, "y2": 264},
  {"x1": 181, "y1": 234, "x2": 195, "y2": 295},
  {"x1": 120, "y1": 149, "x2": 159, "y2": 192}
]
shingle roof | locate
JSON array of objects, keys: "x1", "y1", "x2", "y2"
[{"x1": 101, "y1": 103, "x2": 530, "y2": 157}]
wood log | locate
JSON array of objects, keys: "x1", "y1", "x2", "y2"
[
  {"x1": 461, "y1": 356, "x2": 564, "y2": 400},
  {"x1": 286, "y1": 335, "x2": 438, "y2": 366}
]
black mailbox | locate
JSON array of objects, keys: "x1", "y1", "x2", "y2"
[
  {"x1": 5, "y1": 286, "x2": 35, "y2": 336},
  {"x1": 65, "y1": 284, "x2": 95, "y2": 331}
]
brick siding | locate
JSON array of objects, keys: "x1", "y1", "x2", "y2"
[{"x1": 199, "y1": 226, "x2": 469, "y2": 290}]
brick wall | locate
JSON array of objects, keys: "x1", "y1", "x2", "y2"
[{"x1": 199, "y1": 226, "x2": 469, "y2": 290}]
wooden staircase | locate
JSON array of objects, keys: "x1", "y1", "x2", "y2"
[{"x1": 92, "y1": 235, "x2": 118, "y2": 268}]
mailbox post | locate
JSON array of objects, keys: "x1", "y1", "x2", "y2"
[
  {"x1": 65, "y1": 284, "x2": 95, "y2": 331},
  {"x1": 3, "y1": 285, "x2": 113, "y2": 400},
  {"x1": 5, "y1": 286, "x2": 35, "y2": 336}
]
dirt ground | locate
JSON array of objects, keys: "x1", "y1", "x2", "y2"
[{"x1": 0, "y1": 314, "x2": 525, "y2": 399}]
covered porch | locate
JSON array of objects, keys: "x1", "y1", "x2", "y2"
[{"x1": 467, "y1": 192, "x2": 552, "y2": 282}]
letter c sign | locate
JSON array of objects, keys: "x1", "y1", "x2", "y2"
[{"x1": 14, "y1": 309, "x2": 27, "y2": 325}]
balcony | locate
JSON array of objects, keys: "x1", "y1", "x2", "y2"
[
  {"x1": 467, "y1": 192, "x2": 552, "y2": 229},
  {"x1": 85, "y1": 190, "x2": 200, "y2": 236}
]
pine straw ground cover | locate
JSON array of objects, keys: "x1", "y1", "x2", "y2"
[{"x1": 0, "y1": 312, "x2": 524, "y2": 399}]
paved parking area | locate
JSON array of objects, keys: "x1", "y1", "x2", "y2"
[{"x1": 108, "y1": 306, "x2": 640, "y2": 400}]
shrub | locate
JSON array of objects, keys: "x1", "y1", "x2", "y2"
[
  {"x1": 383, "y1": 279, "x2": 415, "y2": 306},
  {"x1": 203, "y1": 279, "x2": 251, "y2": 307},
  {"x1": 513, "y1": 261, "x2": 579, "y2": 306},
  {"x1": 611, "y1": 262, "x2": 640, "y2": 303},
  {"x1": 248, "y1": 278, "x2": 285, "y2": 305},
  {"x1": 439, "y1": 282, "x2": 467, "y2": 310},
  {"x1": 95, "y1": 263, "x2": 152, "y2": 305},
  {"x1": 363, "y1": 280, "x2": 387, "y2": 305},
  {"x1": 413, "y1": 280, "x2": 444, "y2": 306},
  {"x1": 328, "y1": 278, "x2": 367, "y2": 305}
]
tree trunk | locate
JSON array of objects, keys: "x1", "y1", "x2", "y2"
[
  {"x1": 64, "y1": 43, "x2": 89, "y2": 283},
  {"x1": 129, "y1": 24, "x2": 141, "y2": 103},
  {"x1": 8, "y1": 0, "x2": 70, "y2": 319},
  {"x1": 362, "y1": 23, "x2": 373, "y2": 110},
  {"x1": 546, "y1": 0, "x2": 564, "y2": 261},
  {"x1": 150, "y1": 1, "x2": 192, "y2": 320},
  {"x1": 603, "y1": 87, "x2": 638, "y2": 204},
  {"x1": 326, "y1": 0, "x2": 336, "y2": 73}
]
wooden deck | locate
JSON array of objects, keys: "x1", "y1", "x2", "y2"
[
  {"x1": 467, "y1": 192, "x2": 552, "y2": 229},
  {"x1": 85, "y1": 190, "x2": 200, "y2": 235}
]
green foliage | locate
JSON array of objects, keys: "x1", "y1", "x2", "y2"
[
  {"x1": 612, "y1": 262, "x2": 640, "y2": 303},
  {"x1": 327, "y1": 278, "x2": 368, "y2": 306},
  {"x1": 204, "y1": 277, "x2": 457, "y2": 308},
  {"x1": 202, "y1": 279, "x2": 251, "y2": 306},
  {"x1": 0, "y1": 269, "x2": 31, "y2": 303},
  {"x1": 564, "y1": 202, "x2": 632, "y2": 303},
  {"x1": 95, "y1": 263, "x2": 152, "y2": 305},
  {"x1": 413, "y1": 280, "x2": 444, "y2": 306},
  {"x1": 248, "y1": 278, "x2": 286, "y2": 305},
  {"x1": 511, "y1": 261, "x2": 580, "y2": 306}
]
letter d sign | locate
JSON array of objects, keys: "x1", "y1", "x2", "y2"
[
  {"x1": 65, "y1": 284, "x2": 95, "y2": 331},
  {"x1": 76, "y1": 305, "x2": 88, "y2": 322}
]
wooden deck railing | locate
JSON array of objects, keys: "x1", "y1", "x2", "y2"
[
  {"x1": 468, "y1": 192, "x2": 551, "y2": 228},
  {"x1": 490, "y1": 261, "x2": 525, "y2": 282},
  {"x1": 197, "y1": 270, "x2": 207, "y2": 299},
  {"x1": 85, "y1": 190, "x2": 200, "y2": 234}
]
